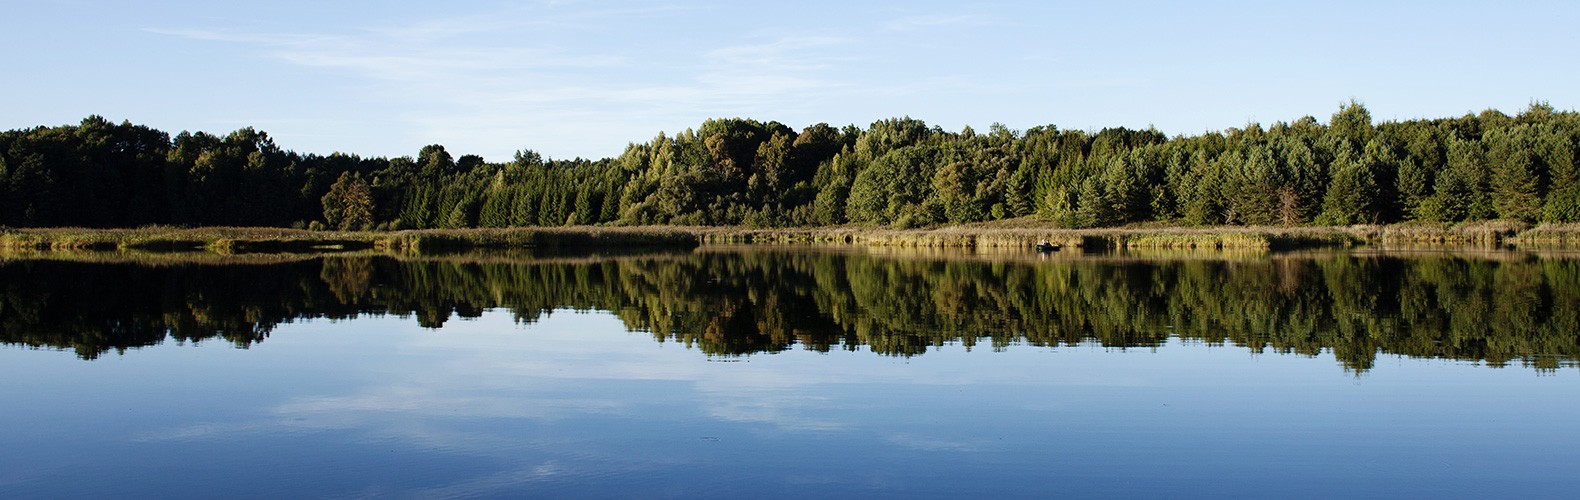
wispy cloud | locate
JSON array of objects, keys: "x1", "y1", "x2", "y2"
[
  {"x1": 705, "y1": 36, "x2": 847, "y2": 70},
  {"x1": 146, "y1": 10, "x2": 861, "y2": 158},
  {"x1": 141, "y1": 28, "x2": 312, "y2": 44},
  {"x1": 883, "y1": 13, "x2": 994, "y2": 31},
  {"x1": 695, "y1": 36, "x2": 853, "y2": 106},
  {"x1": 137, "y1": 4, "x2": 1052, "y2": 159},
  {"x1": 148, "y1": 26, "x2": 621, "y2": 82}
]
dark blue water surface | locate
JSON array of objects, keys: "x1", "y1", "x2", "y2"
[{"x1": 1, "y1": 248, "x2": 1577, "y2": 498}]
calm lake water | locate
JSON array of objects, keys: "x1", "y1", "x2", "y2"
[{"x1": 2, "y1": 246, "x2": 1578, "y2": 498}]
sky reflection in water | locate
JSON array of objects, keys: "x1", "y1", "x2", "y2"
[{"x1": 3, "y1": 306, "x2": 1577, "y2": 498}]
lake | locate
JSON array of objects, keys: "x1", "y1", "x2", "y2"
[{"x1": 2, "y1": 246, "x2": 1577, "y2": 498}]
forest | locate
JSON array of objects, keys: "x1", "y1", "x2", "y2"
[{"x1": 2, "y1": 101, "x2": 1578, "y2": 230}]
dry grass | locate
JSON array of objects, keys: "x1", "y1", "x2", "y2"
[
  {"x1": 4, "y1": 220, "x2": 1579, "y2": 256},
  {"x1": 699, "y1": 224, "x2": 1368, "y2": 250},
  {"x1": 1506, "y1": 223, "x2": 1580, "y2": 248},
  {"x1": 0, "y1": 247, "x2": 336, "y2": 266},
  {"x1": 0, "y1": 225, "x2": 700, "y2": 254},
  {"x1": 0, "y1": 226, "x2": 367, "y2": 252},
  {"x1": 381, "y1": 226, "x2": 699, "y2": 253},
  {"x1": 1379, "y1": 220, "x2": 1529, "y2": 245}
]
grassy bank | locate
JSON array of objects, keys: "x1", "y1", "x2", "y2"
[{"x1": 3, "y1": 220, "x2": 1577, "y2": 255}]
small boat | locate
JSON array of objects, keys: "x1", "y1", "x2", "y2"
[{"x1": 1035, "y1": 242, "x2": 1061, "y2": 252}]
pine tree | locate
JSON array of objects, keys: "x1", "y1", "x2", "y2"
[
  {"x1": 1541, "y1": 129, "x2": 1580, "y2": 221},
  {"x1": 1074, "y1": 176, "x2": 1114, "y2": 228},
  {"x1": 1316, "y1": 149, "x2": 1379, "y2": 225},
  {"x1": 1487, "y1": 128, "x2": 1543, "y2": 221}
]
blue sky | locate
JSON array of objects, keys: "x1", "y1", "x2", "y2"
[{"x1": 3, "y1": 0, "x2": 1575, "y2": 161}]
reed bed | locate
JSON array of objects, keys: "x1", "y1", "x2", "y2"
[
  {"x1": 1378, "y1": 220, "x2": 1529, "y2": 245},
  {"x1": 0, "y1": 247, "x2": 334, "y2": 266},
  {"x1": 4, "y1": 221, "x2": 1579, "y2": 256},
  {"x1": 0, "y1": 226, "x2": 355, "y2": 252},
  {"x1": 700, "y1": 225, "x2": 1367, "y2": 250},
  {"x1": 381, "y1": 226, "x2": 699, "y2": 253},
  {"x1": 0, "y1": 226, "x2": 700, "y2": 254},
  {"x1": 1506, "y1": 223, "x2": 1580, "y2": 248}
]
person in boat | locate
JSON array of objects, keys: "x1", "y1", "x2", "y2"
[{"x1": 1037, "y1": 239, "x2": 1057, "y2": 251}]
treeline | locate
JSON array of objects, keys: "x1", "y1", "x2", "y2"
[
  {"x1": 2, "y1": 250, "x2": 1577, "y2": 372},
  {"x1": 3, "y1": 101, "x2": 1579, "y2": 229}
]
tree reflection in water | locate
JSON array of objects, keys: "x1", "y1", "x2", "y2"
[{"x1": 2, "y1": 248, "x2": 1576, "y2": 372}]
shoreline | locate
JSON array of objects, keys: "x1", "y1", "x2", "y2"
[{"x1": 2, "y1": 221, "x2": 1579, "y2": 255}]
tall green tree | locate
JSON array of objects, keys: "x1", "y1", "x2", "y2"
[
  {"x1": 1316, "y1": 147, "x2": 1379, "y2": 225},
  {"x1": 1540, "y1": 127, "x2": 1580, "y2": 221},
  {"x1": 1487, "y1": 127, "x2": 1543, "y2": 221}
]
